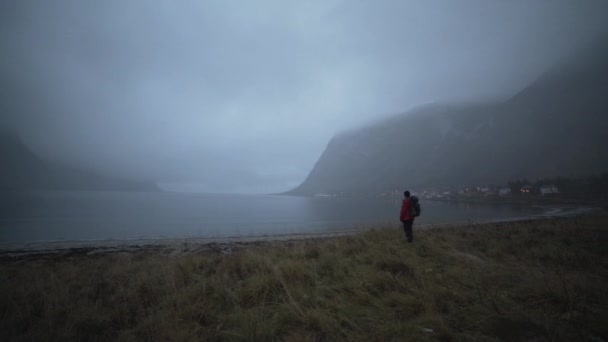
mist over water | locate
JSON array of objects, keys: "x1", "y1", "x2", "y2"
[
  {"x1": 2, "y1": 0, "x2": 608, "y2": 194},
  {"x1": 1, "y1": 2, "x2": 607, "y2": 245},
  {"x1": 0, "y1": 192, "x2": 544, "y2": 245}
]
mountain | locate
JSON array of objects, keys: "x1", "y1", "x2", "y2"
[
  {"x1": 288, "y1": 40, "x2": 608, "y2": 195},
  {"x1": 0, "y1": 130, "x2": 159, "y2": 192}
]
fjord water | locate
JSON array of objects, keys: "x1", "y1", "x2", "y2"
[{"x1": 0, "y1": 191, "x2": 545, "y2": 245}]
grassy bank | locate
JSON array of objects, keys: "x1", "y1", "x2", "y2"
[{"x1": 1, "y1": 214, "x2": 607, "y2": 341}]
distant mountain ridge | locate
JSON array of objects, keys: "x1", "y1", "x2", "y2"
[
  {"x1": 0, "y1": 130, "x2": 159, "y2": 192},
  {"x1": 288, "y1": 40, "x2": 608, "y2": 195}
]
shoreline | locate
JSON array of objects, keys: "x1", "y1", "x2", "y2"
[
  {"x1": 0, "y1": 206, "x2": 596, "y2": 258},
  {"x1": 423, "y1": 195, "x2": 608, "y2": 208}
]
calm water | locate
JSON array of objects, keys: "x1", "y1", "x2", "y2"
[{"x1": 0, "y1": 191, "x2": 545, "y2": 244}]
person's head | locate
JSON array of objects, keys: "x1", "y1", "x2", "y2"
[{"x1": 404, "y1": 191, "x2": 410, "y2": 198}]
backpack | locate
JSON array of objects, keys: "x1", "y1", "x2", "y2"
[{"x1": 410, "y1": 196, "x2": 421, "y2": 217}]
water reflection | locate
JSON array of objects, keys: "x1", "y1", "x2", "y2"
[{"x1": 0, "y1": 192, "x2": 545, "y2": 244}]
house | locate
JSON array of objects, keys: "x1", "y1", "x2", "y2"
[
  {"x1": 483, "y1": 188, "x2": 498, "y2": 196},
  {"x1": 540, "y1": 185, "x2": 559, "y2": 196},
  {"x1": 520, "y1": 185, "x2": 534, "y2": 194},
  {"x1": 498, "y1": 187, "x2": 511, "y2": 196}
]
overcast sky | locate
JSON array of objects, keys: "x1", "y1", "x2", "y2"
[{"x1": 1, "y1": 0, "x2": 608, "y2": 193}]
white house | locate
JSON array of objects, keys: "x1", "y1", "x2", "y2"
[{"x1": 540, "y1": 185, "x2": 559, "y2": 196}]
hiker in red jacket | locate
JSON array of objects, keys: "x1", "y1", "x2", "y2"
[{"x1": 400, "y1": 190, "x2": 414, "y2": 242}]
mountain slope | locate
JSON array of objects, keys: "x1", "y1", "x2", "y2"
[
  {"x1": 289, "y1": 41, "x2": 608, "y2": 195},
  {"x1": 0, "y1": 130, "x2": 159, "y2": 192}
]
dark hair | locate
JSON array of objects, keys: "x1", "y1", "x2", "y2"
[{"x1": 404, "y1": 191, "x2": 410, "y2": 197}]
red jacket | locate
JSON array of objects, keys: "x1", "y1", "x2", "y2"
[{"x1": 400, "y1": 198, "x2": 413, "y2": 221}]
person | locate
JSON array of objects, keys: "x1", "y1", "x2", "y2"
[{"x1": 399, "y1": 190, "x2": 414, "y2": 242}]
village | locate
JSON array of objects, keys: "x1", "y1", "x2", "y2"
[
  {"x1": 314, "y1": 183, "x2": 561, "y2": 199},
  {"x1": 313, "y1": 173, "x2": 608, "y2": 206},
  {"x1": 413, "y1": 183, "x2": 560, "y2": 200}
]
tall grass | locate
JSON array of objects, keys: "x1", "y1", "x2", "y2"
[{"x1": 1, "y1": 213, "x2": 607, "y2": 340}]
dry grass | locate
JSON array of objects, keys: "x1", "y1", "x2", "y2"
[{"x1": 1, "y1": 213, "x2": 607, "y2": 341}]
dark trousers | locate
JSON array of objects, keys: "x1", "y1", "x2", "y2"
[{"x1": 402, "y1": 220, "x2": 414, "y2": 242}]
